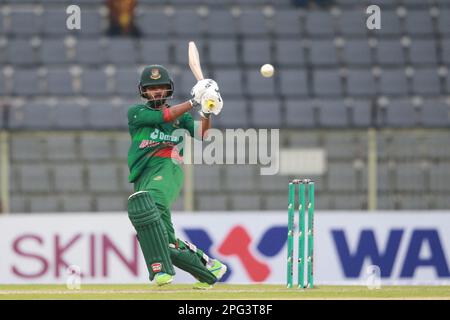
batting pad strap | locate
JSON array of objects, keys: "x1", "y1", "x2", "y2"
[
  {"x1": 128, "y1": 191, "x2": 175, "y2": 279},
  {"x1": 169, "y1": 247, "x2": 217, "y2": 285}
]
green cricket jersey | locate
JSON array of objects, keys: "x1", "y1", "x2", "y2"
[{"x1": 127, "y1": 103, "x2": 197, "y2": 183}]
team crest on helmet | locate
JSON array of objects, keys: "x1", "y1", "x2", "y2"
[{"x1": 150, "y1": 68, "x2": 161, "y2": 80}]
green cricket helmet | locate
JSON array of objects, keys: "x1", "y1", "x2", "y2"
[{"x1": 138, "y1": 64, "x2": 174, "y2": 108}]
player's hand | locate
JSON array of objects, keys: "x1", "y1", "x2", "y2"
[
  {"x1": 190, "y1": 79, "x2": 218, "y2": 106},
  {"x1": 201, "y1": 87, "x2": 223, "y2": 116}
]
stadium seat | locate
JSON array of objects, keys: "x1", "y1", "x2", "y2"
[
  {"x1": 264, "y1": 193, "x2": 288, "y2": 210},
  {"x1": 396, "y1": 163, "x2": 426, "y2": 192},
  {"x1": 388, "y1": 134, "x2": 422, "y2": 159},
  {"x1": 96, "y1": 195, "x2": 126, "y2": 211},
  {"x1": 275, "y1": 39, "x2": 306, "y2": 67},
  {"x1": 30, "y1": 196, "x2": 59, "y2": 213},
  {"x1": 74, "y1": 39, "x2": 106, "y2": 65},
  {"x1": 53, "y1": 102, "x2": 85, "y2": 129},
  {"x1": 246, "y1": 68, "x2": 276, "y2": 97},
  {"x1": 375, "y1": 39, "x2": 405, "y2": 66},
  {"x1": 231, "y1": 195, "x2": 261, "y2": 210},
  {"x1": 7, "y1": 39, "x2": 36, "y2": 66},
  {"x1": 423, "y1": 129, "x2": 449, "y2": 161},
  {"x1": 87, "y1": 164, "x2": 120, "y2": 192},
  {"x1": 114, "y1": 68, "x2": 139, "y2": 96},
  {"x1": 8, "y1": 103, "x2": 52, "y2": 129},
  {"x1": 304, "y1": 11, "x2": 335, "y2": 36},
  {"x1": 273, "y1": 10, "x2": 302, "y2": 36},
  {"x1": 285, "y1": 99, "x2": 316, "y2": 128},
  {"x1": 80, "y1": 69, "x2": 109, "y2": 96},
  {"x1": 19, "y1": 164, "x2": 51, "y2": 192},
  {"x1": 327, "y1": 163, "x2": 357, "y2": 192},
  {"x1": 46, "y1": 69, "x2": 74, "y2": 95},
  {"x1": 323, "y1": 132, "x2": 362, "y2": 160},
  {"x1": 341, "y1": 39, "x2": 372, "y2": 66},
  {"x1": 412, "y1": 68, "x2": 441, "y2": 96},
  {"x1": 443, "y1": 38, "x2": 450, "y2": 65},
  {"x1": 206, "y1": 9, "x2": 236, "y2": 36},
  {"x1": 420, "y1": 100, "x2": 450, "y2": 127},
  {"x1": 376, "y1": 163, "x2": 393, "y2": 193},
  {"x1": 46, "y1": 135, "x2": 77, "y2": 160},
  {"x1": 194, "y1": 165, "x2": 222, "y2": 192},
  {"x1": 376, "y1": 10, "x2": 402, "y2": 36},
  {"x1": 54, "y1": 164, "x2": 85, "y2": 192},
  {"x1": 313, "y1": 69, "x2": 342, "y2": 97},
  {"x1": 224, "y1": 166, "x2": 257, "y2": 192},
  {"x1": 140, "y1": 39, "x2": 170, "y2": 65},
  {"x1": 334, "y1": 194, "x2": 365, "y2": 210},
  {"x1": 212, "y1": 69, "x2": 244, "y2": 97},
  {"x1": 430, "y1": 163, "x2": 450, "y2": 192},
  {"x1": 409, "y1": 39, "x2": 438, "y2": 65},
  {"x1": 10, "y1": 135, "x2": 46, "y2": 161},
  {"x1": 105, "y1": 39, "x2": 138, "y2": 65},
  {"x1": 42, "y1": 9, "x2": 70, "y2": 35},
  {"x1": 208, "y1": 39, "x2": 238, "y2": 66},
  {"x1": 177, "y1": 68, "x2": 196, "y2": 100},
  {"x1": 10, "y1": 195, "x2": 27, "y2": 213},
  {"x1": 80, "y1": 135, "x2": 113, "y2": 160},
  {"x1": 383, "y1": 99, "x2": 418, "y2": 127},
  {"x1": 338, "y1": 9, "x2": 368, "y2": 37},
  {"x1": 197, "y1": 195, "x2": 228, "y2": 211},
  {"x1": 242, "y1": 39, "x2": 271, "y2": 66},
  {"x1": 259, "y1": 174, "x2": 288, "y2": 192},
  {"x1": 404, "y1": 9, "x2": 434, "y2": 36},
  {"x1": 309, "y1": 40, "x2": 339, "y2": 66},
  {"x1": 173, "y1": 9, "x2": 203, "y2": 36},
  {"x1": 350, "y1": 99, "x2": 372, "y2": 127},
  {"x1": 76, "y1": 10, "x2": 103, "y2": 36},
  {"x1": 215, "y1": 99, "x2": 248, "y2": 128},
  {"x1": 437, "y1": 9, "x2": 450, "y2": 36},
  {"x1": 317, "y1": 99, "x2": 349, "y2": 128},
  {"x1": 379, "y1": 69, "x2": 408, "y2": 96},
  {"x1": 9, "y1": 10, "x2": 41, "y2": 36},
  {"x1": 250, "y1": 99, "x2": 282, "y2": 128},
  {"x1": 11, "y1": 69, "x2": 42, "y2": 96},
  {"x1": 137, "y1": 10, "x2": 170, "y2": 37},
  {"x1": 346, "y1": 69, "x2": 376, "y2": 97},
  {"x1": 39, "y1": 39, "x2": 68, "y2": 65},
  {"x1": 86, "y1": 101, "x2": 124, "y2": 129},
  {"x1": 397, "y1": 195, "x2": 429, "y2": 210},
  {"x1": 279, "y1": 69, "x2": 308, "y2": 97},
  {"x1": 239, "y1": 9, "x2": 269, "y2": 36},
  {"x1": 62, "y1": 195, "x2": 92, "y2": 212}
]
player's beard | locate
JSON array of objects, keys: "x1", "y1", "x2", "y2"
[{"x1": 145, "y1": 90, "x2": 172, "y2": 109}]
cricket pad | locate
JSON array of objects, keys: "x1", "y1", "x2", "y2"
[
  {"x1": 128, "y1": 191, "x2": 175, "y2": 280},
  {"x1": 169, "y1": 246, "x2": 217, "y2": 285}
]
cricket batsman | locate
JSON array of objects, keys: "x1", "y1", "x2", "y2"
[{"x1": 126, "y1": 65, "x2": 227, "y2": 289}]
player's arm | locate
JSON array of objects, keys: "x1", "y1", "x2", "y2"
[
  {"x1": 128, "y1": 102, "x2": 194, "y2": 127},
  {"x1": 198, "y1": 112, "x2": 212, "y2": 139}
]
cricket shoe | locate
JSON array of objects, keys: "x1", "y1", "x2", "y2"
[
  {"x1": 193, "y1": 259, "x2": 228, "y2": 290},
  {"x1": 154, "y1": 272, "x2": 173, "y2": 286}
]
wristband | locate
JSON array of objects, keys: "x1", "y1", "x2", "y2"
[
  {"x1": 189, "y1": 98, "x2": 201, "y2": 109},
  {"x1": 199, "y1": 110, "x2": 211, "y2": 119}
]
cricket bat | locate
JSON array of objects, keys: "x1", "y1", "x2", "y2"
[{"x1": 188, "y1": 41, "x2": 215, "y2": 109}]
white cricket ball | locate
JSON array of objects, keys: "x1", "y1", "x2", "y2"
[{"x1": 260, "y1": 64, "x2": 275, "y2": 78}]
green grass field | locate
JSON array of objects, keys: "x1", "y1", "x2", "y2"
[{"x1": 0, "y1": 284, "x2": 449, "y2": 300}]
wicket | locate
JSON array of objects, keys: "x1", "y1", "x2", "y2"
[{"x1": 287, "y1": 179, "x2": 315, "y2": 289}]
